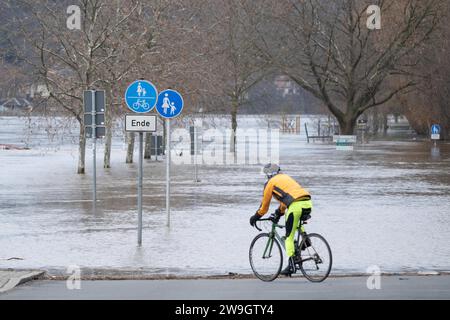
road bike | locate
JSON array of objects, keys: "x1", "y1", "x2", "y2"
[{"x1": 249, "y1": 212, "x2": 332, "y2": 282}]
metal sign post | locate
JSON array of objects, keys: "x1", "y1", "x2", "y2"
[
  {"x1": 91, "y1": 91, "x2": 97, "y2": 205},
  {"x1": 83, "y1": 90, "x2": 106, "y2": 207},
  {"x1": 194, "y1": 126, "x2": 198, "y2": 183},
  {"x1": 138, "y1": 132, "x2": 143, "y2": 245},
  {"x1": 166, "y1": 119, "x2": 171, "y2": 227},
  {"x1": 124, "y1": 114, "x2": 157, "y2": 244},
  {"x1": 190, "y1": 126, "x2": 199, "y2": 183},
  {"x1": 155, "y1": 89, "x2": 184, "y2": 228},
  {"x1": 125, "y1": 79, "x2": 158, "y2": 246}
]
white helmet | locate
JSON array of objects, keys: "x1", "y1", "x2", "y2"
[{"x1": 262, "y1": 163, "x2": 280, "y2": 178}]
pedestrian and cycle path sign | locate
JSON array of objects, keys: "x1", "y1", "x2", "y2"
[
  {"x1": 155, "y1": 89, "x2": 184, "y2": 119},
  {"x1": 431, "y1": 124, "x2": 441, "y2": 140},
  {"x1": 125, "y1": 80, "x2": 158, "y2": 113}
]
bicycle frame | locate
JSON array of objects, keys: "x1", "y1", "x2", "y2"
[
  {"x1": 258, "y1": 218, "x2": 310, "y2": 263},
  {"x1": 260, "y1": 221, "x2": 285, "y2": 258},
  {"x1": 296, "y1": 221, "x2": 317, "y2": 264}
]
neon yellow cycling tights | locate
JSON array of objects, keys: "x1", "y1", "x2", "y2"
[{"x1": 284, "y1": 200, "x2": 312, "y2": 257}]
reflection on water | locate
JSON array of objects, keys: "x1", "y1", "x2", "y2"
[
  {"x1": 431, "y1": 146, "x2": 440, "y2": 160},
  {"x1": 0, "y1": 117, "x2": 449, "y2": 275}
]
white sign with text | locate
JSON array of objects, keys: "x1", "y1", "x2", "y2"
[{"x1": 125, "y1": 115, "x2": 157, "y2": 132}]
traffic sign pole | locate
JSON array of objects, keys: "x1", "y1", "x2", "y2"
[
  {"x1": 166, "y1": 119, "x2": 171, "y2": 228},
  {"x1": 124, "y1": 115, "x2": 156, "y2": 246},
  {"x1": 138, "y1": 132, "x2": 143, "y2": 246},
  {"x1": 124, "y1": 80, "x2": 158, "y2": 246},
  {"x1": 154, "y1": 89, "x2": 184, "y2": 228},
  {"x1": 91, "y1": 90, "x2": 97, "y2": 206},
  {"x1": 84, "y1": 90, "x2": 105, "y2": 209},
  {"x1": 194, "y1": 126, "x2": 198, "y2": 183}
]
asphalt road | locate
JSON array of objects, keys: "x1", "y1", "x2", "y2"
[{"x1": 1, "y1": 276, "x2": 450, "y2": 300}]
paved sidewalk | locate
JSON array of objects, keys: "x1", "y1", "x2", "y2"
[
  {"x1": 2, "y1": 276, "x2": 450, "y2": 300},
  {"x1": 0, "y1": 270, "x2": 45, "y2": 293}
]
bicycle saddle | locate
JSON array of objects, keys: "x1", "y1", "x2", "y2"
[
  {"x1": 301, "y1": 214, "x2": 311, "y2": 222},
  {"x1": 301, "y1": 208, "x2": 312, "y2": 221}
]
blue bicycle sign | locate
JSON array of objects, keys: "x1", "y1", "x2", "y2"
[
  {"x1": 125, "y1": 80, "x2": 158, "y2": 113},
  {"x1": 133, "y1": 99, "x2": 150, "y2": 111}
]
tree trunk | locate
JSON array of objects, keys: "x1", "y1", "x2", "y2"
[
  {"x1": 341, "y1": 121, "x2": 356, "y2": 135},
  {"x1": 104, "y1": 123, "x2": 112, "y2": 168},
  {"x1": 77, "y1": 122, "x2": 86, "y2": 174},
  {"x1": 144, "y1": 132, "x2": 152, "y2": 159},
  {"x1": 382, "y1": 113, "x2": 388, "y2": 135},
  {"x1": 103, "y1": 88, "x2": 113, "y2": 168},
  {"x1": 337, "y1": 115, "x2": 356, "y2": 135},
  {"x1": 126, "y1": 132, "x2": 135, "y2": 163},
  {"x1": 230, "y1": 98, "x2": 238, "y2": 153},
  {"x1": 371, "y1": 109, "x2": 380, "y2": 135}
]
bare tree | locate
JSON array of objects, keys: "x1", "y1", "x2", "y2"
[
  {"x1": 120, "y1": 0, "x2": 208, "y2": 163},
  {"x1": 94, "y1": 1, "x2": 156, "y2": 167},
  {"x1": 200, "y1": 0, "x2": 272, "y2": 153},
  {"x1": 4, "y1": 0, "x2": 141, "y2": 173},
  {"x1": 258, "y1": 0, "x2": 443, "y2": 134},
  {"x1": 0, "y1": 63, "x2": 28, "y2": 98},
  {"x1": 396, "y1": 1, "x2": 450, "y2": 138}
]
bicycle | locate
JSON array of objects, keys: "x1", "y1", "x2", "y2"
[
  {"x1": 249, "y1": 212, "x2": 332, "y2": 282},
  {"x1": 132, "y1": 99, "x2": 150, "y2": 111}
]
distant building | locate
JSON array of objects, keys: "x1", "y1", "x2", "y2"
[
  {"x1": 28, "y1": 84, "x2": 50, "y2": 98},
  {"x1": 0, "y1": 98, "x2": 33, "y2": 112},
  {"x1": 274, "y1": 75, "x2": 298, "y2": 97}
]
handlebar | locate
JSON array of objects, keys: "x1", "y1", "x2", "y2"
[
  {"x1": 254, "y1": 221, "x2": 265, "y2": 232},
  {"x1": 254, "y1": 218, "x2": 284, "y2": 232}
]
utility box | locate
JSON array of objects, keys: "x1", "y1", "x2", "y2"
[
  {"x1": 357, "y1": 119, "x2": 369, "y2": 144},
  {"x1": 150, "y1": 135, "x2": 164, "y2": 156}
]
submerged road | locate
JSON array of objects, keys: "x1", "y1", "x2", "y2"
[{"x1": 1, "y1": 276, "x2": 450, "y2": 300}]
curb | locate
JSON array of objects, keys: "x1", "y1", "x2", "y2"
[
  {"x1": 0, "y1": 271, "x2": 46, "y2": 293},
  {"x1": 43, "y1": 271, "x2": 450, "y2": 281}
]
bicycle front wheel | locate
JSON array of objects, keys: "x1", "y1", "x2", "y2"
[
  {"x1": 249, "y1": 233, "x2": 283, "y2": 282},
  {"x1": 298, "y1": 233, "x2": 332, "y2": 283}
]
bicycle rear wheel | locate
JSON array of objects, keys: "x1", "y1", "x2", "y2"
[
  {"x1": 298, "y1": 233, "x2": 332, "y2": 282},
  {"x1": 249, "y1": 233, "x2": 283, "y2": 282}
]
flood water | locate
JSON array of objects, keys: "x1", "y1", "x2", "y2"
[{"x1": 1, "y1": 116, "x2": 449, "y2": 275}]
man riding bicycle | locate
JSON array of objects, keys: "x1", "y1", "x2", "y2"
[{"x1": 250, "y1": 163, "x2": 313, "y2": 276}]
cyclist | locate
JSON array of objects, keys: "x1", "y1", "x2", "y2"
[{"x1": 249, "y1": 163, "x2": 313, "y2": 276}]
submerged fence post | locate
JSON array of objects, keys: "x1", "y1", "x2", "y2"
[{"x1": 305, "y1": 123, "x2": 310, "y2": 143}]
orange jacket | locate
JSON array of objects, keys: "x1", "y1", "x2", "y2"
[{"x1": 257, "y1": 174, "x2": 310, "y2": 216}]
